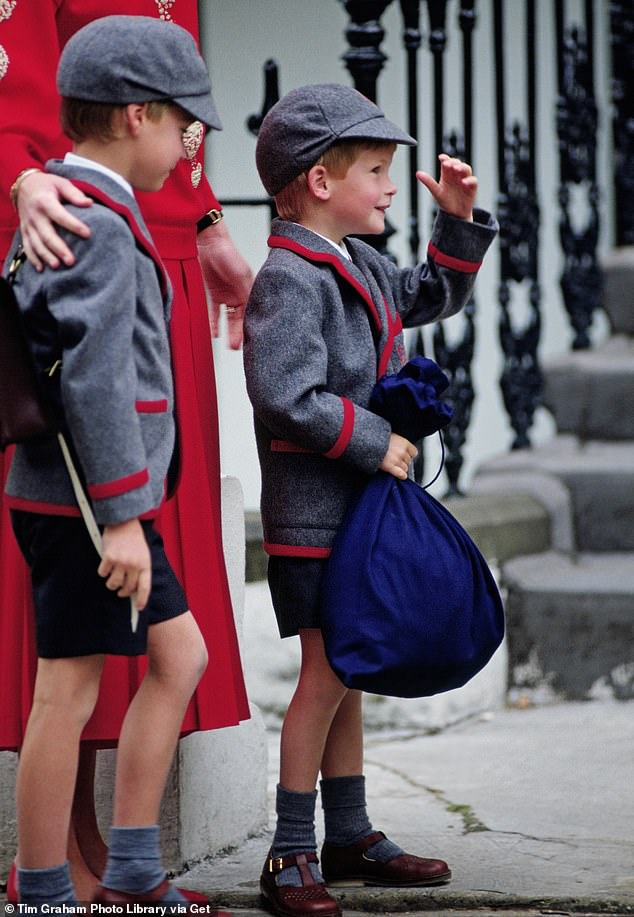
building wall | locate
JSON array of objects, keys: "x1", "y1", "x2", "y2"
[{"x1": 200, "y1": 0, "x2": 614, "y2": 511}]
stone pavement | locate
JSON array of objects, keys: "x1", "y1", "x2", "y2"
[
  {"x1": 1, "y1": 582, "x2": 632, "y2": 917},
  {"x1": 174, "y1": 583, "x2": 634, "y2": 916}
]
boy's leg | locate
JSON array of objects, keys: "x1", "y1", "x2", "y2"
[
  {"x1": 17, "y1": 654, "x2": 104, "y2": 904},
  {"x1": 318, "y1": 684, "x2": 451, "y2": 888},
  {"x1": 320, "y1": 692, "x2": 403, "y2": 863},
  {"x1": 261, "y1": 629, "x2": 343, "y2": 916},
  {"x1": 98, "y1": 611, "x2": 207, "y2": 902},
  {"x1": 280, "y1": 628, "x2": 350, "y2": 792}
]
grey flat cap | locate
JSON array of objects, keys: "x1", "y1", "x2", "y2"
[
  {"x1": 57, "y1": 15, "x2": 221, "y2": 130},
  {"x1": 256, "y1": 83, "x2": 415, "y2": 196}
]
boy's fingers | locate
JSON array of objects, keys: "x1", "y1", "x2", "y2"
[
  {"x1": 416, "y1": 170, "x2": 437, "y2": 194},
  {"x1": 135, "y1": 568, "x2": 152, "y2": 610},
  {"x1": 116, "y1": 570, "x2": 138, "y2": 599}
]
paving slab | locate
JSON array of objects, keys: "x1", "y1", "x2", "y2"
[{"x1": 176, "y1": 700, "x2": 634, "y2": 916}]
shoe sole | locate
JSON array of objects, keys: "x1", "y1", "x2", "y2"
[
  {"x1": 260, "y1": 885, "x2": 342, "y2": 917},
  {"x1": 324, "y1": 868, "x2": 452, "y2": 888}
]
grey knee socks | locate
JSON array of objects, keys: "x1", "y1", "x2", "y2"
[
  {"x1": 102, "y1": 825, "x2": 185, "y2": 903},
  {"x1": 320, "y1": 775, "x2": 403, "y2": 862},
  {"x1": 17, "y1": 862, "x2": 76, "y2": 911},
  {"x1": 270, "y1": 784, "x2": 324, "y2": 887}
]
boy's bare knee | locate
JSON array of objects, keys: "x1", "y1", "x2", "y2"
[
  {"x1": 32, "y1": 656, "x2": 103, "y2": 730},
  {"x1": 148, "y1": 611, "x2": 208, "y2": 686}
]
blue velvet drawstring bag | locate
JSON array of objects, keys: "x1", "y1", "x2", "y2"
[{"x1": 321, "y1": 357, "x2": 505, "y2": 698}]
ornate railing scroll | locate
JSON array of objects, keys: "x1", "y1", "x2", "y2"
[
  {"x1": 494, "y1": 0, "x2": 542, "y2": 449},
  {"x1": 610, "y1": 1, "x2": 634, "y2": 247},
  {"x1": 407, "y1": 0, "x2": 479, "y2": 495},
  {"x1": 399, "y1": 0, "x2": 423, "y2": 265},
  {"x1": 430, "y1": 0, "x2": 478, "y2": 495},
  {"x1": 555, "y1": 0, "x2": 601, "y2": 351}
]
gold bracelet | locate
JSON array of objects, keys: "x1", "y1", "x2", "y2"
[{"x1": 9, "y1": 167, "x2": 41, "y2": 210}]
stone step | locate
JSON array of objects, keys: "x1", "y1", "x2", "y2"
[
  {"x1": 601, "y1": 245, "x2": 634, "y2": 336},
  {"x1": 475, "y1": 436, "x2": 634, "y2": 552},
  {"x1": 542, "y1": 335, "x2": 634, "y2": 440},
  {"x1": 502, "y1": 550, "x2": 634, "y2": 701}
]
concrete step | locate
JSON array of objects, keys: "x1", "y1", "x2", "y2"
[
  {"x1": 502, "y1": 550, "x2": 634, "y2": 701},
  {"x1": 601, "y1": 245, "x2": 634, "y2": 335},
  {"x1": 475, "y1": 435, "x2": 634, "y2": 552},
  {"x1": 542, "y1": 335, "x2": 634, "y2": 440}
]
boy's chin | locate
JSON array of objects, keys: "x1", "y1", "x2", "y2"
[{"x1": 136, "y1": 176, "x2": 169, "y2": 193}]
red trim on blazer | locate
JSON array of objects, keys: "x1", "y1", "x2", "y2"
[
  {"x1": 6, "y1": 495, "x2": 160, "y2": 521},
  {"x1": 378, "y1": 304, "x2": 403, "y2": 379},
  {"x1": 427, "y1": 241, "x2": 482, "y2": 273},
  {"x1": 268, "y1": 235, "x2": 383, "y2": 335},
  {"x1": 88, "y1": 469, "x2": 149, "y2": 501},
  {"x1": 135, "y1": 399, "x2": 169, "y2": 413},
  {"x1": 5, "y1": 496, "x2": 81, "y2": 517},
  {"x1": 264, "y1": 542, "x2": 332, "y2": 558},
  {"x1": 71, "y1": 180, "x2": 169, "y2": 297},
  {"x1": 324, "y1": 397, "x2": 354, "y2": 459},
  {"x1": 270, "y1": 399, "x2": 354, "y2": 460}
]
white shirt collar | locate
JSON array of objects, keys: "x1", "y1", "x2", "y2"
[
  {"x1": 64, "y1": 152, "x2": 133, "y2": 197},
  {"x1": 295, "y1": 224, "x2": 351, "y2": 261}
]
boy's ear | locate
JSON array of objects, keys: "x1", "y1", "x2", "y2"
[
  {"x1": 123, "y1": 103, "x2": 150, "y2": 136},
  {"x1": 306, "y1": 164, "x2": 331, "y2": 201}
]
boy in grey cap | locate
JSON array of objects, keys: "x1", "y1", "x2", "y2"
[
  {"x1": 4, "y1": 15, "x2": 230, "y2": 914},
  {"x1": 244, "y1": 83, "x2": 498, "y2": 917}
]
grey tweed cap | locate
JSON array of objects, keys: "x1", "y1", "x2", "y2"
[
  {"x1": 57, "y1": 15, "x2": 222, "y2": 130},
  {"x1": 256, "y1": 83, "x2": 415, "y2": 196}
]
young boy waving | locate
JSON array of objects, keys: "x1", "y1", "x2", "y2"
[
  {"x1": 244, "y1": 83, "x2": 498, "y2": 917},
  {"x1": 3, "y1": 16, "x2": 230, "y2": 912}
]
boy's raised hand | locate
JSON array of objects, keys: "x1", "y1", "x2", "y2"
[{"x1": 416, "y1": 153, "x2": 478, "y2": 222}]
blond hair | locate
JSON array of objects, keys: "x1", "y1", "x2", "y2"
[{"x1": 275, "y1": 139, "x2": 396, "y2": 222}]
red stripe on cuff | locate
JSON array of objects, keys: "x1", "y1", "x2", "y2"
[
  {"x1": 324, "y1": 397, "x2": 354, "y2": 459},
  {"x1": 264, "y1": 542, "x2": 332, "y2": 558},
  {"x1": 88, "y1": 468, "x2": 149, "y2": 501},
  {"x1": 135, "y1": 399, "x2": 168, "y2": 413},
  {"x1": 428, "y1": 241, "x2": 481, "y2": 273}
]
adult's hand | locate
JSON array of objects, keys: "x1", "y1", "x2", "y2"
[
  {"x1": 17, "y1": 170, "x2": 92, "y2": 271},
  {"x1": 197, "y1": 217, "x2": 254, "y2": 350}
]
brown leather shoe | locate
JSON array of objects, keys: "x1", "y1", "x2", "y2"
[
  {"x1": 321, "y1": 830, "x2": 452, "y2": 887},
  {"x1": 260, "y1": 851, "x2": 341, "y2": 917},
  {"x1": 93, "y1": 881, "x2": 231, "y2": 915}
]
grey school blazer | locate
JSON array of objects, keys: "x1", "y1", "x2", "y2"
[
  {"x1": 244, "y1": 211, "x2": 498, "y2": 557},
  {"x1": 4, "y1": 162, "x2": 175, "y2": 526}
]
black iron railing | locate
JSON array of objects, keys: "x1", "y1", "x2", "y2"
[{"x1": 221, "y1": 0, "x2": 633, "y2": 495}]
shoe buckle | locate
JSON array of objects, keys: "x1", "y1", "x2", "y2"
[{"x1": 269, "y1": 856, "x2": 285, "y2": 873}]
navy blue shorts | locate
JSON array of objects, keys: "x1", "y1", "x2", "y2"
[
  {"x1": 267, "y1": 556, "x2": 326, "y2": 638},
  {"x1": 11, "y1": 511, "x2": 188, "y2": 659}
]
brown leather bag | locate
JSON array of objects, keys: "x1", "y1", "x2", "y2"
[{"x1": 0, "y1": 248, "x2": 56, "y2": 450}]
